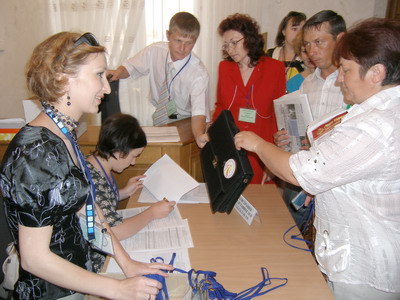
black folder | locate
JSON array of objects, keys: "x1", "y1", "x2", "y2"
[{"x1": 201, "y1": 110, "x2": 253, "y2": 213}]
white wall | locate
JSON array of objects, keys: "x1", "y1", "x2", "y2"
[
  {"x1": 0, "y1": 0, "x2": 52, "y2": 120},
  {"x1": 260, "y1": 0, "x2": 388, "y2": 49},
  {"x1": 0, "y1": 0, "x2": 388, "y2": 121}
]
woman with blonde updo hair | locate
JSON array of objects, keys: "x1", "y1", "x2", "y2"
[{"x1": 1, "y1": 32, "x2": 171, "y2": 300}]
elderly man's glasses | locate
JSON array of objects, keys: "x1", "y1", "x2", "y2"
[
  {"x1": 221, "y1": 37, "x2": 244, "y2": 51},
  {"x1": 74, "y1": 32, "x2": 100, "y2": 47}
]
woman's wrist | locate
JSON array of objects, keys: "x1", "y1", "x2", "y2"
[{"x1": 253, "y1": 141, "x2": 262, "y2": 153}]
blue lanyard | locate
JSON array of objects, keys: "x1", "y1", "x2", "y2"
[
  {"x1": 283, "y1": 198, "x2": 315, "y2": 252},
  {"x1": 148, "y1": 253, "x2": 288, "y2": 300},
  {"x1": 181, "y1": 268, "x2": 288, "y2": 300},
  {"x1": 144, "y1": 253, "x2": 177, "y2": 300},
  {"x1": 165, "y1": 52, "x2": 191, "y2": 100},
  {"x1": 45, "y1": 109, "x2": 96, "y2": 241},
  {"x1": 92, "y1": 155, "x2": 119, "y2": 202}
]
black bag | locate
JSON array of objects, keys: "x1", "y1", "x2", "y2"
[{"x1": 201, "y1": 110, "x2": 253, "y2": 213}]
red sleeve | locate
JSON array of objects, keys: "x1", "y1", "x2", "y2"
[{"x1": 275, "y1": 60, "x2": 286, "y2": 98}]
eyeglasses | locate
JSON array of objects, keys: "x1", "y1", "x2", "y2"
[
  {"x1": 221, "y1": 37, "x2": 244, "y2": 51},
  {"x1": 74, "y1": 32, "x2": 100, "y2": 47}
]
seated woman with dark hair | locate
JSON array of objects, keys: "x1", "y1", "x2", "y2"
[
  {"x1": 235, "y1": 18, "x2": 400, "y2": 300},
  {"x1": 213, "y1": 13, "x2": 286, "y2": 184},
  {"x1": 86, "y1": 113, "x2": 176, "y2": 272}
]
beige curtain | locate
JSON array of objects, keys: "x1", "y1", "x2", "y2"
[{"x1": 49, "y1": 0, "x2": 149, "y2": 125}]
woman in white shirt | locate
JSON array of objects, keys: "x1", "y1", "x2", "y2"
[{"x1": 234, "y1": 18, "x2": 400, "y2": 300}]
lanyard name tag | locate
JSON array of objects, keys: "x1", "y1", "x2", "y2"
[
  {"x1": 166, "y1": 100, "x2": 177, "y2": 117},
  {"x1": 238, "y1": 108, "x2": 256, "y2": 123},
  {"x1": 78, "y1": 214, "x2": 114, "y2": 255}
]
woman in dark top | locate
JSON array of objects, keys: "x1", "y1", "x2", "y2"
[{"x1": 0, "y1": 32, "x2": 170, "y2": 300}]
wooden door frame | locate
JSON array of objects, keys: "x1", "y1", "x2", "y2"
[{"x1": 386, "y1": 0, "x2": 400, "y2": 19}]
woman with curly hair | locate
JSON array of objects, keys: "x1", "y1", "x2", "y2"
[{"x1": 212, "y1": 13, "x2": 286, "y2": 184}]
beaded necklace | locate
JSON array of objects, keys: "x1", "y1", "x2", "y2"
[{"x1": 41, "y1": 101, "x2": 79, "y2": 143}]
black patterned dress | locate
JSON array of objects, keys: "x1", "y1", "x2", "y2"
[{"x1": 0, "y1": 126, "x2": 92, "y2": 300}]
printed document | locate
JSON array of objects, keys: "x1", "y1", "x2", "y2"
[
  {"x1": 118, "y1": 206, "x2": 194, "y2": 251},
  {"x1": 273, "y1": 91, "x2": 313, "y2": 153},
  {"x1": 105, "y1": 206, "x2": 193, "y2": 273}
]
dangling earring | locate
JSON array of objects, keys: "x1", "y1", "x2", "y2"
[{"x1": 67, "y1": 94, "x2": 71, "y2": 106}]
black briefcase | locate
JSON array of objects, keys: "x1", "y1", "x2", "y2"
[{"x1": 201, "y1": 110, "x2": 253, "y2": 213}]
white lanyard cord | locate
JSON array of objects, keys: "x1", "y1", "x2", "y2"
[{"x1": 227, "y1": 85, "x2": 238, "y2": 110}]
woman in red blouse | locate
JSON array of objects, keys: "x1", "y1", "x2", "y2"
[{"x1": 213, "y1": 13, "x2": 286, "y2": 183}]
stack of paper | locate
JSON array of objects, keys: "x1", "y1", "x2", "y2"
[
  {"x1": 142, "y1": 126, "x2": 180, "y2": 143},
  {"x1": 106, "y1": 206, "x2": 193, "y2": 273}
]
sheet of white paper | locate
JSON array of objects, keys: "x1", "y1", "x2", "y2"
[
  {"x1": 143, "y1": 154, "x2": 199, "y2": 202},
  {"x1": 106, "y1": 248, "x2": 192, "y2": 273},
  {"x1": 179, "y1": 183, "x2": 210, "y2": 204},
  {"x1": 138, "y1": 184, "x2": 209, "y2": 204},
  {"x1": 137, "y1": 186, "x2": 159, "y2": 203}
]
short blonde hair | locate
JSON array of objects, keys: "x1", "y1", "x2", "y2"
[
  {"x1": 26, "y1": 32, "x2": 106, "y2": 104},
  {"x1": 169, "y1": 12, "x2": 200, "y2": 39}
]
